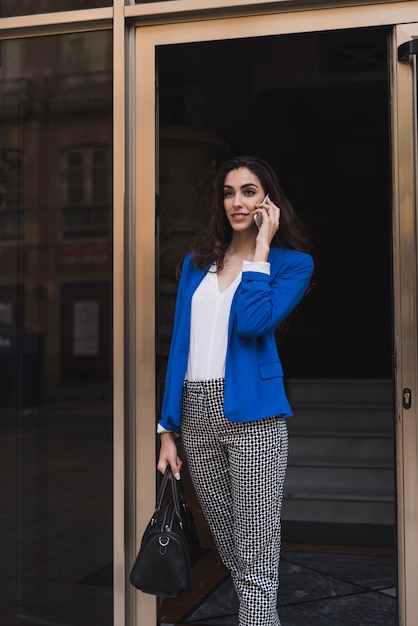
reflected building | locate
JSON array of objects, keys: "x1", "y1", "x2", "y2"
[
  {"x1": 0, "y1": 23, "x2": 114, "y2": 626},
  {"x1": 0, "y1": 32, "x2": 113, "y2": 398}
]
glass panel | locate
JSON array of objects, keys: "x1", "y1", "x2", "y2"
[
  {"x1": 0, "y1": 31, "x2": 113, "y2": 626},
  {"x1": 1, "y1": 0, "x2": 111, "y2": 17}
]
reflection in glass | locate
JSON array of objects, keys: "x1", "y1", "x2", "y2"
[
  {"x1": 1, "y1": 0, "x2": 110, "y2": 17},
  {"x1": 62, "y1": 146, "x2": 111, "y2": 238},
  {"x1": 0, "y1": 149, "x2": 23, "y2": 240},
  {"x1": 0, "y1": 32, "x2": 113, "y2": 626}
]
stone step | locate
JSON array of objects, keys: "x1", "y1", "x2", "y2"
[
  {"x1": 286, "y1": 378, "x2": 393, "y2": 405},
  {"x1": 281, "y1": 379, "x2": 395, "y2": 528},
  {"x1": 287, "y1": 408, "x2": 393, "y2": 435},
  {"x1": 283, "y1": 485, "x2": 394, "y2": 503},
  {"x1": 282, "y1": 497, "x2": 395, "y2": 525},
  {"x1": 288, "y1": 436, "x2": 394, "y2": 467},
  {"x1": 285, "y1": 466, "x2": 394, "y2": 493},
  {"x1": 289, "y1": 456, "x2": 393, "y2": 470}
]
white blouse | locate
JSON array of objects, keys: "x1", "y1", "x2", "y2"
[{"x1": 185, "y1": 267, "x2": 241, "y2": 381}]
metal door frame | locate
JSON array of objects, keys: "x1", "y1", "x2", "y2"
[{"x1": 392, "y1": 23, "x2": 418, "y2": 626}]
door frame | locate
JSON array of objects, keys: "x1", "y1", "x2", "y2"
[
  {"x1": 392, "y1": 23, "x2": 418, "y2": 626},
  {"x1": 133, "y1": 4, "x2": 418, "y2": 625}
]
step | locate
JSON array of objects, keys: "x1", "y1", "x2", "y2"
[
  {"x1": 288, "y1": 436, "x2": 394, "y2": 466},
  {"x1": 287, "y1": 410, "x2": 394, "y2": 436},
  {"x1": 283, "y1": 483, "x2": 395, "y2": 503},
  {"x1": 285, "y1": 378, "x2": 393, "y2": 405},
  {"x1": 284, "y1": 466, "x2": 394, "y2": 495},
  {"x1": 282, "y1": 498, "x2": 395, "y2": 525}
]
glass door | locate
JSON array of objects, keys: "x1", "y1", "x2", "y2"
[
  {"x1": 156, "y1": 29, "x2": 397, "y2": 626},
  {"x1": 133, "y1": 6, "x2": 418, "y2": 626}
]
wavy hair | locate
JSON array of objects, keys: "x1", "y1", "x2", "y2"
[{"x1": 189, "y1": 156, "x2": 312, "y2": 271}]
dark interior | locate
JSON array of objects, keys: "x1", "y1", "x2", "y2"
[{"x1": 158, "y1": 27, "x2": 392, "y2": 379}]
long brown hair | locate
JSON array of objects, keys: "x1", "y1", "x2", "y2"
[{"x1": 190, "y1": 155, "x2": 312, "y2": 271}]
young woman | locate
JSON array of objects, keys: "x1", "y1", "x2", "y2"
[{"x1": 157, "y1": 156, "x2": 314, "y2": 626}]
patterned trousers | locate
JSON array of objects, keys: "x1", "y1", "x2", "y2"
[{"x1": 181, "y1": 379, "x2": 288, "y2": 626}]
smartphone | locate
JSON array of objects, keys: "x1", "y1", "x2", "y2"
[{"x1": 254, "y1": 194, "x2": 269, "y2": 229}]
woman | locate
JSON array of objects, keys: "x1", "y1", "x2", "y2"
[{"x1": 157, "y1": 156, "x2": 313, "y2": 626}]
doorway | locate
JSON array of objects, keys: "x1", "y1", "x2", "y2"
[{"x1": 155, "y1": 26, "x2": 396, "y2": 624}]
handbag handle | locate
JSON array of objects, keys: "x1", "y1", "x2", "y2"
[
  {"x1": 152, "y1": 466, "x2": 183, "y2": 525},
  {"x1": 155, "y1": 466, "x2": 171, "y2": 510}
]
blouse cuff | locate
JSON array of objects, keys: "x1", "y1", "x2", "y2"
[
  {"x1": 242, "y1": 260, "x2": 271, "y2": 275},
  {"x1": 157, "y1": 423, "x2": 172, "y2": 434}
]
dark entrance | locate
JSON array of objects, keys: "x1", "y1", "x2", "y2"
[{"x1": 156, "y1": 26, "x2": 396, "y2": 625}]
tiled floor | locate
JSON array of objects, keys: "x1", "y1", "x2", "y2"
[{"x1": 162, "y1": 547, "x2": 397, "y2": 626}]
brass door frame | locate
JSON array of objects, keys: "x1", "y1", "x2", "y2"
[
  {"x1": 392, "y1": 23, "x2": 418, "y2": 626},
  {"x1": 132, "y1": 4, "x2": 418, "y2": 626}
]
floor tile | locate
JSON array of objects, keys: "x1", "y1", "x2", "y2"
[
  {"x1": 279, "y1": 590, "x2": 396, "y2": 626},
  {"x1": 181, "y1": 551, "x2": 397, "y2": 626},
  {"x1": 283, "y1": 551, "x2": 396, "y2": 589}
]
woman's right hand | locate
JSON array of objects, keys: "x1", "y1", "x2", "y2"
[{"x1": 157, "y1": 431, "x2": 182, "y2": 480}]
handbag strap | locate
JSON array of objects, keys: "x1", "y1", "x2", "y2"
[
  {"x1": 152, "y1": 466, "x2": 184, "y2": 525},
  {"x1": 155, "y1": 466, "x2": 171, "y2": 511},
  {"x1": 170, "y1": 472, "x2": 184, "y2": 524}
]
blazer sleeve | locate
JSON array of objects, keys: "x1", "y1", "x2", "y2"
[
  {"x1": 235, "y1": 249, "x2": 314, "y2": 338},
  {"x1": 158, "y1": 255, "x2": 193, "y2": 432}
]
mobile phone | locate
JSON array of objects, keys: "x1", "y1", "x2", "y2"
[{"x1": 254, "y1": 194, "x2": 269, "y2": 229}]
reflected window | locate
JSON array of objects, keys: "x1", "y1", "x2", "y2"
[
  {"x1": 0, "y1": 39, "x2": 23, "y2": 84},
  {"x1": 0, "y1": 150, "x2": 23, "y2": 240},
  {"x1": 1, "y1": 0, "x2": 110, "y2": 17},
  {"x1": 61, "y1": 145, "x2": 111, "y2": 238},
  {"x1": 63, "y1": 32, "x2": 112, "y2": 82}
]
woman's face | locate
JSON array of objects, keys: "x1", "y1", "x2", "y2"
[{"x1": 223, "y1": 167, "x2": 265, "y2": 234}]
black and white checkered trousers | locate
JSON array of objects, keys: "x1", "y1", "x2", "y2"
[{"x1": 181, "y1": 378, "x2": 288, "y2": 626}]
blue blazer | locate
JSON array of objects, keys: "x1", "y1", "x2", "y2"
[{"x1": 159, "y1": 246, "x2": 314, "y2": 433}]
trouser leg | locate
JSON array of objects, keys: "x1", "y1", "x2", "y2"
[
  {"x1": 181, "y1": 380, "x2": 237, "y2": 574},
  {"x1": 181, "y1": 379, "x2": 288, "y2": 626},
  {"x1": 228, "y1": 415, "x2": 288, "y2": 626}
]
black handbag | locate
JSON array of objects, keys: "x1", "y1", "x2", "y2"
[{"x1": 129, "y1": 466, "x2": 200, "y2": 597}]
